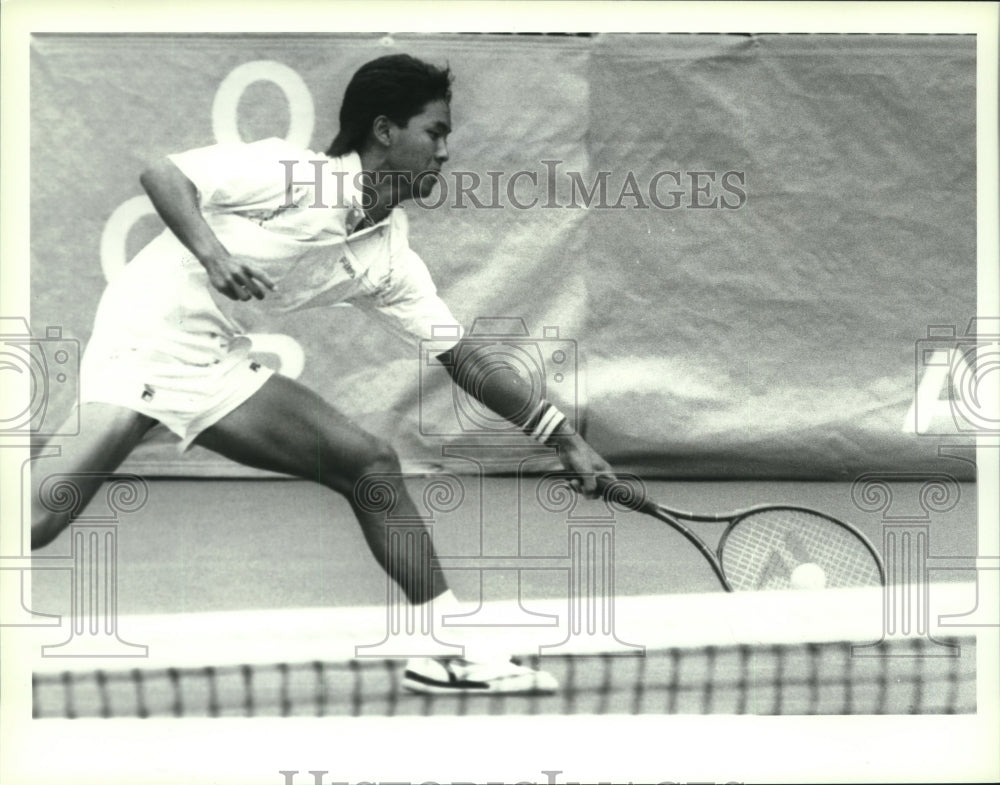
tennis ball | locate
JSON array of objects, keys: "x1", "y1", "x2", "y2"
[{"x1": 790, "y1": 562, "x2": 827, "y2": 590}]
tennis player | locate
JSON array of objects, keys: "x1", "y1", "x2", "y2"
[{"x1": 31, "y1": 54, "x2": 614, "y2": 694}]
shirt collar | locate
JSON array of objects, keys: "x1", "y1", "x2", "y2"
[{"x1": 330, "y1": 151, "x2": 393, "y2": 234}]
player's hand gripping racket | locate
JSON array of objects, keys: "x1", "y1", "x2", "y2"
[{"x1": 596, "y1": 476, "x2": 885, "y2": 592}]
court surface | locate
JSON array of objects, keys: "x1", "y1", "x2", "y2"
[
  {"x1": 30, "y1": 476, "x2": 978, "y2": 617},
  {"x1": 26, "y1": 475, "x2": 985, "y2": 724},
  {"x1": 18, "y1": 472, "x2": 992, "y2": 785}
]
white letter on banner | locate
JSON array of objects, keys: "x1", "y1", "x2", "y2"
[
  {"x1": 212, "y1": 63, "x2": 312, "y2": 379},
  {"x1": 213, "y1": 61, "x2": 315, "y2": 147},
  {"x1": 100, "y1": 195, "x2": 156, "y2": 282},
  {"x1": 903, "y1": 347, "x2": 999, "y2": 434}
]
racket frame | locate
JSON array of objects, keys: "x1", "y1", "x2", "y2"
[{"x1": 615, "y1": 485, "x2": 887, "y2": 592}]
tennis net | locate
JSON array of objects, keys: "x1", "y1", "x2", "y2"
[{"x1": 31, "y1": 583, "x2": 978, "y2": 718}]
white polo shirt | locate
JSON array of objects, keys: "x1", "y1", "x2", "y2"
[{"x1": 81, "y1": 138, "x2": 462, "y2": 448}]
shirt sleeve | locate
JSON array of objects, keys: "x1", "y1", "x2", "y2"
[
  {"x1": 167, "y1": 137, "x2": 314, "y2": 211},
  {"x1": 360, "y1": 209, "x2": 465, "y2": 347}
]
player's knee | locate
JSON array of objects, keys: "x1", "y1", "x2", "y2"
[
  {"x1": 30, "y1": 466, "x2": 93, "y2": 550},
  {"x1": 355, "y1": 437, "x2": 402, "y2": 478},
  {"x1": 318, "y1": 434, "x2": 403, "y2": 496},
  {"x1": 331, "y1": 436, "x2": 402, "y2": 495},
  {"x1": 31, "y1": 507, "x2": 67, "y2": 550}
]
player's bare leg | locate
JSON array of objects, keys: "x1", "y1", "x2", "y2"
[
  {"x1": 193, "y1": 373, "x2": 445, "y2": 603},
  {"x1": 31, "y1": 403, "x2": 158, "y2": 550},
  {"x1": 194, "y1": 374, "x2": 557, "y2": 694}
]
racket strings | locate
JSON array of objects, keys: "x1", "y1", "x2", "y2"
[{"x1": 721, "y1": 510, "x2": 881, "y2": 591}]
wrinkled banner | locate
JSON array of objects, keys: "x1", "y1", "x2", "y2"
[{"x1": 28, "y1": 33, "x2": 977, "y2": 478}]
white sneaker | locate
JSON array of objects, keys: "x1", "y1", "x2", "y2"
[{"x1": 402, "y1": 657, "x2": 558, "y2": 695}]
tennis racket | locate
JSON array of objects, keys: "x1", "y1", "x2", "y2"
[{"x1": 595, "y1": 475, "x2": 885, "y2": 592}]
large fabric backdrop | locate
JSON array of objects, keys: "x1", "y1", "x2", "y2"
[{"x1": 29, "y1": 33, "x2": 977, "y2": 479}]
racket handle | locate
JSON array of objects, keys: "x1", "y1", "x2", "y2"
[{"x1": 597, "y1": 475, "x2": 658, "y2": 515}]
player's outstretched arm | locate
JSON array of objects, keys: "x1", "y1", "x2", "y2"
[
  {"x1": 437, "y1": 337, "x2": 615, "y2": 497},
  {"x1": 139, "y1": 159, "x2": 275, "y2": 301}
]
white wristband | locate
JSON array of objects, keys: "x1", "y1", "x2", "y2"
[{"x1": 524, "y1": 400, "x2": 567, "y2": 444}]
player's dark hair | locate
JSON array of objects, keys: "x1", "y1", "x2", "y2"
[{"x1": 327, "y1": 54, "x2": 453, "y2": 157}]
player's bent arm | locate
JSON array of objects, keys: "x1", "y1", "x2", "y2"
[
  {"x1": 140, "y1": 159, "x2": 229, "y2": 266},
  {"x1": 139, "y1": 160, "x2": 274, "y2": 301},
  {"x1": 437, "y1": 337, "x2": 615, "y2": 496}
]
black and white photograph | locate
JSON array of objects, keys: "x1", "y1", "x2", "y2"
[{"x1": 1, "y1": 1, "x2": 998, "y2": 783}]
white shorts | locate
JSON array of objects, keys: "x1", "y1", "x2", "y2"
[
  {"x1": 79, "y1": 235, "x2": 282, "y2": 451},
  {"x1": 80, "y1": 344, "x2": 274, "y2": 452}
]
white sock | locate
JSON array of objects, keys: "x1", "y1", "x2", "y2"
[
  {"x1": 420, "y1": 590, "x2": 509, "y2": 663},
  {"x1": 426, "y1": 589, "x2": 464, "y2": 624}
]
